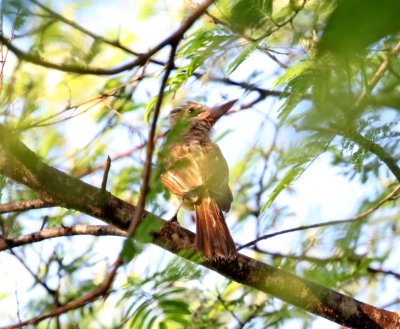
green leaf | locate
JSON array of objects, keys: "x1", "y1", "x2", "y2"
[
  {"x1": 129, "y1": 301, "x2": 152, "y2": 329},
  {"x1": 158, "y1": 322, "x2": 167, "y2": 329},
  {"x1": 261, "y1": 164, "x2": 305, "y2": 210},
  {"x1": 134, "y1": 216, "x2": 163, "y2": 243},
  {"x1": 121, "y1": 238, "x2": 141, "y2": 263},
  {"x1": 178, "y1": 26, "x2": 234, "y2": 79},
  {"x1": 230, "y1": 0, "x2": 273, "y2": 32},
  {"x1": 273, "y1": 60, "x2": 314, "y2": 125},
  {"x1": 318, "y1": 0, "x2": 400, "y2": 55},
  {"x1": 138, "y1": 0, "x2": 157, "y2": 19},
  {"x1": 144, "y1": 95, "x2": 157, "y2": 125},
  {"x1": 159, "y1": 299, "x2": 191, "y2": 315},
  {"x1": 226, "y1": 42, "x2": 259, "y2": 75},
  {"x1": 0, "y1": 292, "x2": 10, "y2": 301},
  {"x1": 273, "y1": 60, "x2": 312, "y2": 89}
]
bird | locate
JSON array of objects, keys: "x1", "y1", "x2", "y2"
[{"x1": 160, "y1": 99, "x2": 237, "y2": 260}]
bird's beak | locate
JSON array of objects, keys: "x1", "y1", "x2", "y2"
[{"x1": 210, "y1": 99, "x2": 238, "y2": 121}]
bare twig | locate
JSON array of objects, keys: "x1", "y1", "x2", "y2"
[
  {"x1": 128, "y1": 43, "x2": 178, "y2": 235},
  {"x1": 30, "y1": 0, "x2": 139, "y2": 56},
  {"x1": 0, "y1": 6, "x2": 19, "y2": 93},
  {"x1": 217, "y1": 293, "x2": 244, "y2": 326},
  {"x1": 77, "y1": 144, "x2": 146, "y2": 177},
  {"x1": 14, "y1": 288, "x2": 21, "y2": 325},
  {"x1": 10, "y1": 249, "x2": 57, "y2": 295},
  {"x1": 0, "y1": 199, "x2": 55, "y2": 214},
  {"x1": 16, "y1": 72, "x2": 144, "y2": 131},
  {"x1": 254, "y1": 246, "x2": 400, "y2": 280},
  {"x1": 101, "y1": 156, "x2": 111, "y2": 191},
  {"x1": 0, "y1": 224, "x2": 126, "y2": 252},
  {"x1": 367, "y1": 267, "x2": 400, "y2": 280},
  {"x1": 238, "y1": 184, "x2": 400, "y2": 250}
]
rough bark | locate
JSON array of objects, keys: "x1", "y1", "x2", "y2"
[{"x1": 0, "y1": 124, "x2": 399, "y2": 328}]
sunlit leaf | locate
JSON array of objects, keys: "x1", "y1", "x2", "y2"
[
  {"x1": 226, "y1": 42, "x2": 259, "y2": 75},
  {"x1": 134, "y1": 215, "x2": 163, "y2": 243},
  {"x1": 261, "y1": 164, "x2": 305, "y2": 210},
  {"x1": 121, "y1": 238, "x2": 142, "y2": 263}
]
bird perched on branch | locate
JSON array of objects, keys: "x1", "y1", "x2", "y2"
[{"x1": 160, "y1": 100, "x2": 237, "y2": 260}]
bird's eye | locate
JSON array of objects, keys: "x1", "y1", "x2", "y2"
[{"x1": 188, "y1": 108, "x2": 194, "y2": 114}]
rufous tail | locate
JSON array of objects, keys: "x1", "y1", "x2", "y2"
[{"x1": 194, "y1": 196, "x2": 236, "y2": 260}]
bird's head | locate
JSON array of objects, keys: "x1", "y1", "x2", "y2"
[{"x1": 169, "y1": 99, "x2": 237, "y2": 131}]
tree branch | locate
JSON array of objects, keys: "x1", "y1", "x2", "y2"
[
  {"x1": 0, "y1": 224, "x2": 125, "y2": 251},
  {"x1": 0, "y1": 125, "x2": 399, "y2": 328},
  {"x1": 0, "y1": 198, "x2": 55, "y2": 214}
]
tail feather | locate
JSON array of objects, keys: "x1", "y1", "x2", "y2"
[{"x1": 194, "y1": 196, "x2": 236, "y2": 259}]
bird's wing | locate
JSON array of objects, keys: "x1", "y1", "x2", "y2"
[
  {"x1": 161, "y1": 142, "x2": 232, "y2": 211},
  {"x1": 191, "y1": 143, "x2": 233, "y2": 211},
  {"x1": 161, "y1": 144, "x2": 203, "y2": 202}
]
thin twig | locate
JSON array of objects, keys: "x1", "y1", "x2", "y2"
[
  {"x1": 101, "y1": 156, "x2": 111, "y2": 191},
  {"x1": 0, "y1": 199, "x2": 55, "y2": 214},
  {"x1": 254, "y1": 246, "x2": 400, "y2": 280},
  {"x1": 77, "y1": 144, "x2": 146, "y2": 177},
  {"x1": 238, "y1": 184, "x2": 400, "y2": 250},
  {"x1": 128, "y1": 43, "x2": 178, "y2": 235},
  {"x1": 0, "y1": 224, "x2": 126, "y2": 252},
  {"x1": 354, "y1": 41, "x2": 400, "y2": 109},
  {"x1": 16, "y1": 71, "x2": 144, "y2": 131},
  {"x1": 368, "y1": 267, "x2": 400, "y2": 280},
  {"x1": 30, "y1": 0, "x2": 139, "y2": 56},
  {"x1": 9, "y1": 249, "x2": 57, "y2": 295},
  {"x1": 0, "y1": 6, "x2": 19, "y2": 94},
  {"x1": 14, "y1": 288, "x2": 21, "y2": 325},
  {"x1": 216, "y1": 294, "x2": 244, "y2": 326}
]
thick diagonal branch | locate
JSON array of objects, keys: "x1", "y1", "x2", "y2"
[{"x1": 0, "y1": 125, "x2": 399, "y2": 329}]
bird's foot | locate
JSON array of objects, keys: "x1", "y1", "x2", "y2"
[{"x1": 168, "y1": 214, "x2": 180, "y2": 224}]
